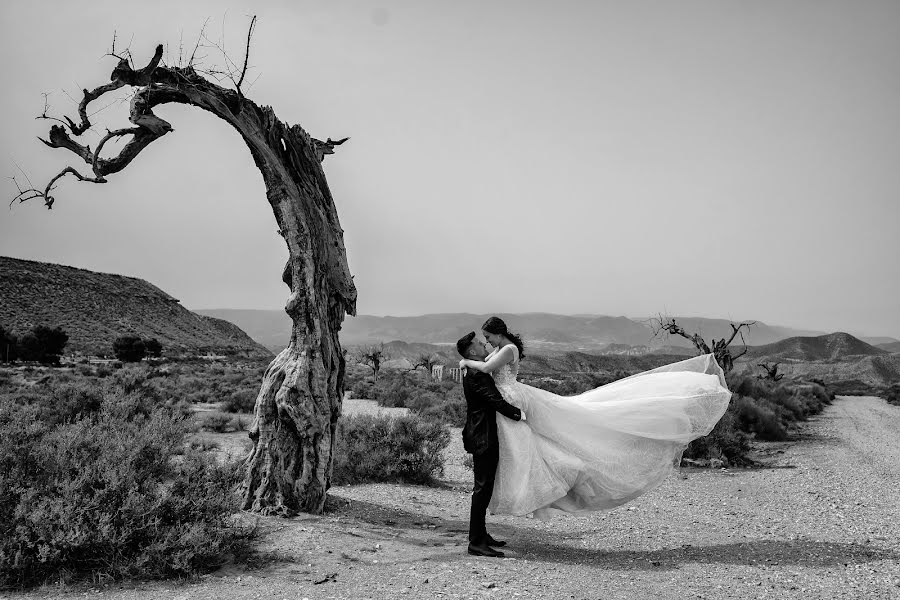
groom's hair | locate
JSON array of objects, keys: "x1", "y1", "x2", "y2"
[{"x1": 456, "y1": 331, "x2": 476, "y2": 357}]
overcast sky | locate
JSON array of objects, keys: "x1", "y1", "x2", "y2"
[{"x1": 1, "y1": 1, "x2": 898, "y2": 338}]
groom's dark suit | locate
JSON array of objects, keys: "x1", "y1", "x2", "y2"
[{"x1": 462, "y1": 369, "x2": 522, "y2": 546}]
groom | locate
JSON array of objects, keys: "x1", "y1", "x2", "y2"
[{"x1": 457, "y1": 331, "x2": 524, "y2": 558}]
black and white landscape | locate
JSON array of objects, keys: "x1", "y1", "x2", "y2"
[{"x1": 1, "y1": 2, "x2": 898, "y2": 598}]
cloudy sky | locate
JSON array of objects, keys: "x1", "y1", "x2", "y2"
[{"x1": 1, "y1": 1, "x2": 898, "y2": 338}]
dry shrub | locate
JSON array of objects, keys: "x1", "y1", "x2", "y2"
[
  {"x1": 0, "y1": 394, "x2": 250, "y2": 589},
  {"x1": 332, "y1": 413, "x2": 450, "y2": 485}
]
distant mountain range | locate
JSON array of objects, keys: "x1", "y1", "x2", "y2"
[
  {"x1": 0, "y1": 257, "x2": 271, "y2": 359},
  {"x1": 374, "y1": 334, "x2": 900, "y2": 391},
  {"x1": 192, "y1": 310, "x2": 900, "y2": 391},
  {"x1": 877, "y1": 341, "x2": 900, "y2": 353},
  {"x1": 196, "y1": 309, "x2": 882, "y2": 354},
  {"x1": 367, "y1": 340, "x2": 701, "y2": 378}
]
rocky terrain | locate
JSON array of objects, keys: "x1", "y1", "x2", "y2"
[
  {"x1": 10, "y1": 395, "x2": 900, "y2": 600},
  {"x1": 0, "y1": 257, "x2": 271, "y2": 359}
]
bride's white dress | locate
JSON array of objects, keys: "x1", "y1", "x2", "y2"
[{"x1": 487, "y1": 348, "x2": 732, "y2": 517}]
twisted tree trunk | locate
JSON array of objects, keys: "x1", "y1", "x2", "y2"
[{"x1": 16, "y1": 44, "x2": 357, "y2": 514}]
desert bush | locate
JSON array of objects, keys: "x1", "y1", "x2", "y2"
[
  {"x1": 95, "y1": 364, "x2": 114, "y2": 378},
  {"x1": 332, "y1": 413, "x2": 450, "y2": 485},
  {"x1": 186, "y1": 389, "x2": 214, "y2": 404},
  {"x1": 0, "y1": 396, "x2": 249, "y2": 589},
  {"x1": 200, "y1": 411, "x2": 233, "y2": 433},
  {"x1": 733, "y1": 395, "x2": 788, "y2": 441},
  {"x1": 2, "y1": 377, "x2": 104, "y2": 426},
  {"x1": 683, "y1": 375, "x2": 836, "y2": 466},
  {"x1": 417, "y1": 394, "x2": 467, "y2": 426},
  {"x1": 228, "y1": 414, "x2": 248, "y2": 432},
  {"x1": 169, "y1": 398, "x2": 195, "y2": 418},
  {"x1": 75, "y1": 364, "x2": 94, "y2": 377},
  {"x1": 884, "y1": 384, "x2": 900, "y2": 406},
  {"x1": 219, "y1": 389, "x2": 257, "y2": 413},
  {"x1": 349, "y1": 378, "x2": 374, "y2": 400},
  {"x1": 189, "y1": 437, "x2": 222, "y2": 451},
  {"x1": 683, "y1": 409, "x2": 751, "y2": 467}
]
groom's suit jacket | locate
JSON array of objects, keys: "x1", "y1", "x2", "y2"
[{"x1": 462, "y1": 370, "x2": 522, "y2": 455}]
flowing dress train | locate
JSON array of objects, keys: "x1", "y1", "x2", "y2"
[{"x1": 487, "y1": 350, "x2": 732, "y2": 517}]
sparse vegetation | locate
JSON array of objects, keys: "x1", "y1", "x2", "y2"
[
  {"x1": 883, "y1": 384, "x2": 900, "y2": 406},
  {"x1": 333, "y1": 413, "x2": 450, "y2": 485},
  {"x1": 0, "y1": 371, "x2": 252, "y2": 590},
  {"x1": 346, "y1": 366, "x2": 467, "y2": 426},
  {"x1": 682, "y1": 374, "x2": 835, "y2": 466}
]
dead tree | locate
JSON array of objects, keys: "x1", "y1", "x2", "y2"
[
  {"x1": 11, "y1": 22, "x2": 356, "y2": 515},
  {"x1": 757, "y1": 362, "x2": 785, "y2": 382},
  {"x1": 355, "y1": 343, "x2": 387, "y2": 395},
  {"x1": 408, "y1": 352, "x2": 440, "y2": 375},
  {"x1": 650, "y1": 316, "x2": 754, "y2": 375}
]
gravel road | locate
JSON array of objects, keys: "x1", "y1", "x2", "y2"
[{"x1": 8, "y1": 396, "x2": 900, "y2": 600}]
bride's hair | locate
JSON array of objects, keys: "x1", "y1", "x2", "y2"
[{"x1": 481, "y1": 316, "x2": 525, "y2": 359}]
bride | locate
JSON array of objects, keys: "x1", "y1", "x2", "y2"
[{"x1": 458, "y1": 316, "x2": 732, "y2": 518}]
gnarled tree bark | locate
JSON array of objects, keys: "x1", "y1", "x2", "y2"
[{"x1": 13, "y1": 41, "x2": 357, "y2": 515}]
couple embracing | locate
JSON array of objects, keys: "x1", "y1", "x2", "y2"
[{"x1": 458, "y1": 316, "x2": 733, "y2": 558}]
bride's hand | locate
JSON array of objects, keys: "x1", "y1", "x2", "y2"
[{"x1": 458, "y1": 359, "x2": 468, "y2": 369}]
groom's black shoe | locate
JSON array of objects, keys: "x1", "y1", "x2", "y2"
[
  {"x1": 485, "y1": 534, "x2": 506, "y2": 548},
  {"x1": 468, "y1": 542, "x2": 505, "y2": 558}
]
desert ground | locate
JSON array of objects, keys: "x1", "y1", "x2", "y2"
[{"x1": 9, "y1": 396, "x2": 900, "y2": 600}]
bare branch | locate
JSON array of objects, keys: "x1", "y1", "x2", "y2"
[
  {"x1": 11, "y1": 166, "x2": 106, "y2": 209},
  {"x1": 650, "y1": 314, "x2": 711, "y2": 354},
  {"x1": 34, "y1": 92, "x2": 72, "y2": 128},
  {"x1": 188, "y1": 17, "x2": 212, "y2": 67},
  {"x1": 722, "y1": 321, "x2": 756, "y2": 348},
  {"x1": 237, "y1": 15, "x2": 257, "y2": 93}
]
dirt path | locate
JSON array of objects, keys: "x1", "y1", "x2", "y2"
[{"x1": 10, "y1": 396, "x2": 900, "y2": 600}]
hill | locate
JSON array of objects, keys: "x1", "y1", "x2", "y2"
[
  {"x1": 735, "y1": 332, "x2": 900, "y2": 392},
  {"x1": 0, "y1": 256, "x2": 271, "y2": 359},
  {"x1": 877, "y1": 341, "x2": 900, "y2": 353},
  {"x1": 745, "y1": 332, "x2": 887, "y2": 362},
  {"x1": 197, "y1": 309, "x2": 829, "y2": 354}
]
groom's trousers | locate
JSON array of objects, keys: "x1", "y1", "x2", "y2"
[{"x1": 469, "y1": 445, "x2": 500, "y2": 544}]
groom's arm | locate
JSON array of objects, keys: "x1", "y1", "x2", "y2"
[{"x1": 470, "y1": 374, "x2": 522, "y2": 421}]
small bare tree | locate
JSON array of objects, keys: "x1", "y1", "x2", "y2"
[
  {"x1": 408, "y1": 352, "x2": 441, "y2": 376},
  {"x1": 11, "y1": 19, "x2": 356, "y2": 515},
  {"x1": 355, "y1": 343, "x2": 388, "y2": 396},
  {"x1": 757, "y1": 362, "x2": 785, "y2": 382},
  {"x1": 650, "y1": 315, "x2": 755, "y2": 375}
]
